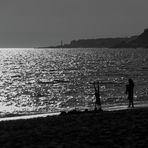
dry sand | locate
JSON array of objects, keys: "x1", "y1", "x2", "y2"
[{"x1": 0, "y1": 107, "x2": 148, "y2": 148}]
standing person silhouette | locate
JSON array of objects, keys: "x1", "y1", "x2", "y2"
[
  {"x1": 126, "y1": 78, "x2": 135, "y2": 108},
  {"x1": 93, "y1": 82, "x2": 102, "y2": 111}
]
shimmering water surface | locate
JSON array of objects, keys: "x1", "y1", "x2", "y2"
[{"x1": 0, "y1": 48, "x2": 148, "y2": 116}]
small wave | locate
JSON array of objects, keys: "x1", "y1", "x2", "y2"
[
  {"x1": 11, "y1": 75, "x2": 21, "y2": 78},
  {"x1": 54, "y1": 79, "x2": 70, "y2": 83},
  {"x1": 37, "y1": 79, "x2": 70, "y2": 84},
  {"x1": 37, "y1": 79, "x2": 55, "y2": 84},
  {"x1": 90, "y1": 81, "x2": 125, "y2": 85}
]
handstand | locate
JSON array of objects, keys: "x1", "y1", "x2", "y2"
[
  {"x1": 126, "y1": 78, "x2": 135, "y2": 108},
  {"x1": 93, "y1": 82, "x2": 102, "y2": 111}
]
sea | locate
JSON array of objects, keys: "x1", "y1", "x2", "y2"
[{"x1": 0, "y1": 48, "x2": 148, "y2": 117}]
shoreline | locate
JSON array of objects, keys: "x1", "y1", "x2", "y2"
[
  {"x1": 1, "y1": 102, "x2": 148, "y2": 122},
  {"x1": 0, "y1": 105, "x2": 148, "y2": 147}
]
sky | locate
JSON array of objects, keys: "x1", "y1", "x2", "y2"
[{"x1": 0, "y1": 0, "x2": 148, "y2": 47}]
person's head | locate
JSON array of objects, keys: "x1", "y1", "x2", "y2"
[{"x1": 128, "y1": 78, "x2": 133, "y2": 84}]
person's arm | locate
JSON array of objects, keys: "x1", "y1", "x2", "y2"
[
  {"x1": 125, "y1": 85, "x2": 128, "y2": 94},
  {"x1": 93, "y1": 82, "x2": 97, "y2": 92},
  {"x1": 97, "y1": 82, "x2": 99, "y2": 92}
]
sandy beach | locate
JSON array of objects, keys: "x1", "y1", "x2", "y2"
[{"x1": 0, "y1": 106, "x2": 148, "y2": 148}]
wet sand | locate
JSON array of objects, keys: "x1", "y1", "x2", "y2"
[
  {"x1": 0, "y1": 103, "x2": 148, "y2": 122},
  {"x1": 0, "y1": 106, "x2": 148, "y2": 147}
]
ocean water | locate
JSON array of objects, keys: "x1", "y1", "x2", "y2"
[{"x1": 0, "y1": 48, "x2": 148, "y2": 117}]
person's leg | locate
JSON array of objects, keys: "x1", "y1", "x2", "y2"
[
  {"x1": 95, "y1": 103, "x2": 97, "y2": 110},
  {"x1": 99, "y1": 105, "x2": 102, "y2": 111},
  {"x1": 131, "y1": 99, "x2": 134, "y2": 108},
  {"x1": 128, "y1": 99, "x2": 131, "y2": 107},
  {"x1": 129, "y1": 99, "x2": 133, "y2": 108}
]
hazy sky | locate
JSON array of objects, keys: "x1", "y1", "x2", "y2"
[{"x1": 0, "y1": 0, "x2": 148, "y2": 47}]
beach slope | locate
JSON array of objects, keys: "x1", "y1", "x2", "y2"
[{"x1": 0, "y1": 108, "x2": 148, "y2": 147}]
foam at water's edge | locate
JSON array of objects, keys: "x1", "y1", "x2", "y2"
[
  {"x1": 0, "y1": 112, "x2": 60, "y2": 122},
  {"x1": 104, "y1": 103, "x2": 148, "y2": 111},
  {"x1": 0, "y1": 103, "x2": 148, "y2": 122}
]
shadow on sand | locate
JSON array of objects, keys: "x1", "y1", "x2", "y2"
[{"x1": 60, "y1": 108, "x2": 103, "y2": 116}]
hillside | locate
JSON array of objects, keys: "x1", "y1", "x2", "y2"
[
  {"x1": 115, "y1": 28, "x2": 148, "y2": 48},
  {"x1": 48, "y1": 28, "x2": 148, "y2": 48},
  {"x1": 134, "y1": 28, "x2": 148, "y2": 47}
]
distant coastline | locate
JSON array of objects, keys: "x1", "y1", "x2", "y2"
[{"x1": 41, "y1": 28, "x2": 148, "y2": 48}]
